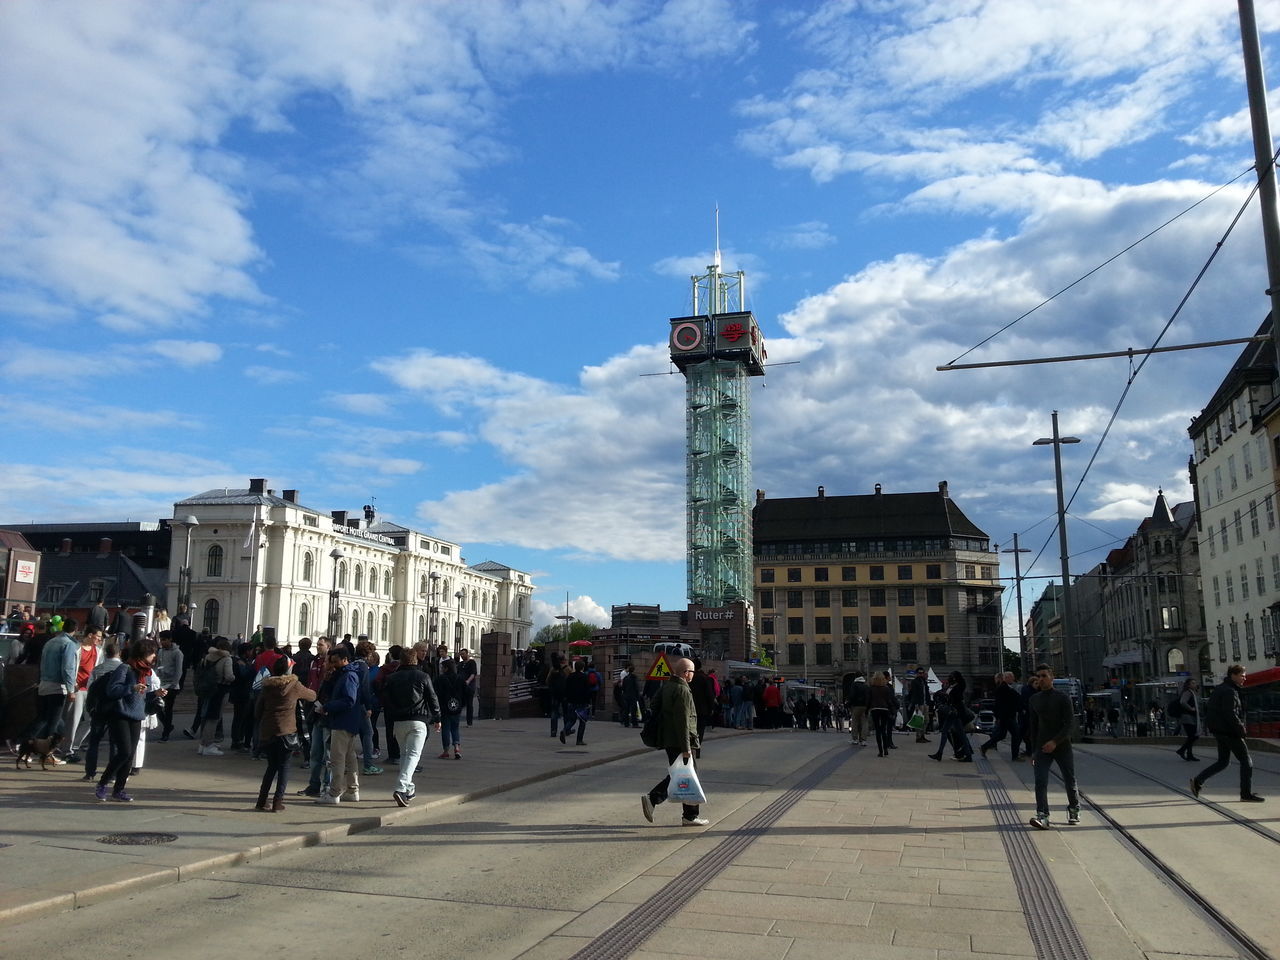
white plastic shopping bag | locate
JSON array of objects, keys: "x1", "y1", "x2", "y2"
[{"x1": 667, "y1": 755, "x2": 707, "y2": 805}]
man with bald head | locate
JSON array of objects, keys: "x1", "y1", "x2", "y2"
[{"x1": 640, "y1": 657, "x2": 708, "y2": 827}]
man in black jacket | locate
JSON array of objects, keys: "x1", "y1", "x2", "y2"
[
  {"x1": 383, "y1": 647, "x2": 441, "y2": 806},
  {"x1": 1191, "y1": 664, "x2": 1264, "y2": 802},
  {"x1": 1027, "y1": 664, "x2": 1079, "y2": 829},
  {"x1": 979, "y1": 672, "x2": 1022, "y2": 760}
]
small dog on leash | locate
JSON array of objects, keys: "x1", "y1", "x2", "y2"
[{"x1": 16, "y1": 733, "x2": 64, "y2": 770}]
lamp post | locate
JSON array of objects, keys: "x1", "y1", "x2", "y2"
[
  {"x1": 428, "y1": 571, "x2": 441, "y2": 646},
  {"x1": 454, "y1": 589, "x2": 465, "y2": 651},
  {"x1": 1002, "y1": 534, "x2": 1031, "y2": 676},
  {"x1": 1033, "y1": 411, "x2": 1082, "y2": 680},
  {"x1": 174, "y1": 514, "x2": 198, "y2": 618},
  {"x1": 328, "y1": 547, "x2": 345, "y2": 639}
]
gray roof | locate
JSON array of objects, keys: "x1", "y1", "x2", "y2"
[
  {"x1": 176, "y1": 489, "x2": 322, "y2": 512},
  {"x1": 753, "y1": 491, "x2": 988, "y2": 543}
]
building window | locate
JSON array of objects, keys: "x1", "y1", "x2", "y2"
[
  {"x1": 787, "y1": 617, "x2": 804, "y2": 634},
  {"x1": 381, "y1": 612, "x2": 389, "y2": 643},
  {"x1": 787, "y1": 590, "x2": 803, "y2": 609},
  {"x1": 870, "y1": 642, "x2": 888, "y2": 663},
  {"x1": 928, "y1": 614, "x2": 945, "y2": 632},
  {"x1": 814, "y1": 643, "x2": 832, "y2": 665},
  {"x1": 1258, "y1": 558, "x2": 1267, "y2": 595},
  {"x1": 815, "y1": 616, "x2": 831, "y2": 634},
  {"x1": 351, "y1": 609, "x2": 361, "y2": 635},
  {"x1": 1227, "y1": 573, "x2": 1235, "y2": 603},
  {"x1": 814, "y1": 589, "x2": 830, "y2": 607},
  {"x1": 760, "y1": 589, "x2": 774, "y2": 609},
  {"x1": 1213, "y1": 575, "x2": 1221, "y2": 606},
  {"x1": 1230, "y1": 620, "x2": 1241, "y2": 660},
  {"x1": 841, "y1": 567, "x2": 856, "y2": 581},
  {"x1": 354, "y1": 564, "x2": 364, "y2": 593},
  {"x1": 1220, "y1": 520, "x2": 1229, "y2": 552},
  {"x1": 787, "y1": 568, "x2": 802, "y2": 582},
  {"x1": 761, "y1": 568, "x2": 775, "y2": 583},
  {"x1": 869, "y1": 588, "x2": 886, "y2": 607},
  {"x1": 926, "y1": 587, "x2": 944, "y2": 606},
  {"x1": 1273, "y1": 555, "x2": 1280, "y2": 590},
  {"x1": 206, "y1": 544, "x2": 224, "y2": 578},
  {"x1": 870, "y1": 615, "x2": 887, "y2": 634},
  {"x1": 418, "y1": 615, "x2": 426, "y2": 641},
  {"x1": 1268, "y1": 495, "x2": 1277, "y2": 530},
  {"x1": 298, "y1": 602, "x2": 309, "y2": 636},
  {"x1": 814, "y1": 567, "x2": 829, "y2": 582},
  {"x1": 1217, "y1": 622, "x2": 1226, "y2": 660},
  {"x1": 367, "y1": 611, "x2": 375, "y2": 637},
  {"x1": 841, "y1": 588, "x2": 858, "y2": 606},
  {"x1": 897, "y1": 588, "x2": 914, "y2": 606},
  {"x1": 926, "y1": 564, "x2": 942, "y2": 579},
  {"x1": 929, "y1": 641, "x2": 947, "y2": 664},
  {"x1": 384, "y1": 570, "x2": 392, "y2": 595},
  {"x1": 1241, "y1": 564, "x2": 1250, "y2": 601},
  {"x1": 842, "y1": 641, "x2": 859, "y2": 659},
  {"x1": 202, "y1": 598, "x2": 220, "y2": 634},
  {"x1": 302, "y1": 551, "x2": 314, "y2": 583},
  {"x1": 1234, "y1": 510, "x2": 1244, "y2": 545},
  {"x1": 869, "y1": 566, "x2": 884, "y2": 581},
  {"x1": 787, "y1": 643, "x2": 805, "y2": 666},
  {"x1": 338, "y1": 562, "x2": 348, "y2": 589},
  {"x1": 899, "y1": 615, "x2": 916, "y2": 633},
  {"x1": 304, "y1": 514, "x2": 318, "y2": 527},
  {"x1": 897, "y1": 565, "x2": 912, "y2": 580},
  {"x1": 964, "y1": 564, "x2": 976, "y2": 579},
  {"x1": 761, "y1": 617, "x2": 774, "y2": 636},
  {"x1": 1251, "y1": 501, "x2": 1260, "y2": 537},
  {"x1": 842, "y1": 615, "x2": 860, "y2": 635},
  {"x1": 1245, "y1": 441, "x2": 1255, "y2": 479},
  {"x1": 87, "y1": 580, "x2": 105, "y2": 603},
  {"x1": 1229, "y1": 454, "x2": 1238, "y2": 490},
  {"x1": 899, "y1": 641, "x2": 918, "y2": 662}
]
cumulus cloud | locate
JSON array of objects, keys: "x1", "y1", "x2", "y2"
[
  {"x1": 148, "y1": 339, "x2": 224, "y2": 366},
  {"x1": 530, "y1": 594, "x2": 610, "y2": 633},
  {"x1": 328, "y1": 392, "x2": 395, "y2": 416}
]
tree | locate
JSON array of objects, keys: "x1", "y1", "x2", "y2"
[
  {"x1": 1002, "y1": 647, "x2": 1023, "y2": 678},
  {"x1": 532, "y1": 621, "x2": 601, "y2": 645}
]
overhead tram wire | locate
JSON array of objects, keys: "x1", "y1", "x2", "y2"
[{"x1": 944, "y1": 162, "x2": 1259, "y2": 368}]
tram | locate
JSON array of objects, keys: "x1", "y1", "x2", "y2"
[{"x1": 1242, "y1": 665, "x2": 1280, "y2": 737}]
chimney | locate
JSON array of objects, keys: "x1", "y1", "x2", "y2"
[
  {"x1": 282, "y1": 490, "x2": 298, "y2": 503},
  {"x1": 817, "y1": 485, "x2": 825, "y2": 499},
  {"x1": 97, "y1": 537, "x2": 112, "y2": 557},
  {"x1": 60, "y1": 538, "x2": 72, "y2": 556},
  {"x1": 755, "y1": 489, "x2": 766, "y2": 504},
  {"x1": 249, "y1": 478, "x2": 267, "y2": 494},
  {"x1": 331, "y1": 510, "x2": 350, "y2": 527},
  {"x1": 938, "y1": 480, "x2": 949, "y2": 499},
  {"x1": 874, "y1": 483, "x2": 882, "y2": 495},
  {"x1": 267, "y1": 488, "x2": 275, "y2": 497},
  {"x1": 363, "y1": 504, "x2": 376, "y2": 523}
]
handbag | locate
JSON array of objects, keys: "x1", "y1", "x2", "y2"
[
  {"x1": 667, "y1": 755, "x2": 707, "y2": 805},
  {"x1": 280, "y1": 732, "x2": 300, "y2": 750},
  {"x1": 907, "y1": 708, "x2": 925, "y2": 731}
]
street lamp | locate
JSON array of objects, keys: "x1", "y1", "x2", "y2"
[
  {"x1": 1033, "y1": 411, "x2": 1082, "y2": 680},
  {"x1": 428, "y1": 571, "x2": 441, "y2": 644},
  {"x1": 455, "y1": 589, "x2": 465, "y2": 650},
  {"x1": 328, "y1": 547, "x2": 345, "y2": 639},
  {"x1": 173, "y1": 514, "x2": 199, "y2": 619},
  {"x1": 1001, "y1": 535, "x2": 1031, "y2": 677}
]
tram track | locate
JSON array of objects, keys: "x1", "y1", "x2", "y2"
[{"x1": 1047, "y1": 746, "x2": 1279, "y2": 960}]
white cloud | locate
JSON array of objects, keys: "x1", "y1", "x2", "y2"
[
  {"x1": 531, "y1": 594, "x2": 610, "y2": 633},
  {"x1": 767, "y1": 221, "x2": 836, "y2": 250},
  {"x1": 148, "y1": 339, "x2": 223, "y2": 366},
  {"x1": 328, "y1": 392, "x2": 394, "y2": 416}
]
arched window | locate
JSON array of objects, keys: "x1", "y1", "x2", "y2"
[
  {"x1": 366, "y1": 611, "x2": 374, "y2": 637},
  {"x1": 354, "y1": 564, "x2": 363, "y2": 592},
  {"x1": 380, "y1": 612, "x2": 389, "y2": 643},
  {"x1": 457, "y1": 587, "x2": 466, "y2": 610},
  {"x1": 351, "y1": 608, "x2": 360, "y2": 635},
  {"x1": 298, "y1": 602, "x2": 309, "y2": 636},
  {"x1": 1167, "y1": 647, "x2": 1186, "y2": 672},
  {"x1": 420, "y1": 574, "x2": 428, "y2": 598},
  {"x1": 470, "y1": 625, "x2": 477, "y2": 645},
  {"x1": 202, "y1": 598, "x2": 220, "y2": 633},
  {"x1": 471, "y1": 591, "x2": 477, "y2": 612},
  {"x1": 206, "y1": 544, "x2": 224, "y2": 577},
  {"x1": 417, "y1": 615, "x2": 425, "y2": 641},
  {"x1": 384, "y1": 570, "x2": 392, "y2": 595},
  {"x1": 518, "y1": 596, "x2": 525, "y2": 618},
  {"x1": 481, "y1": 593, "x2": 488, "y2": 613},
  {"x1": 338, "y1": 562, "x2": 348, "y2": 589},
  {"x1": 302, "y1": 551, "x2": 314, "y2": 583}
]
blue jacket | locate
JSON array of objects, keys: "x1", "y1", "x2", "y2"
[
  {"x1": 104, "y1": 664, "x2": 147, "y2": 721},
  {"x1": 322, "y1": 663, "x2": 363, "y2": 733},
  {"x1": 40, "y1": 633, "x2": 78, "y2": 691}
]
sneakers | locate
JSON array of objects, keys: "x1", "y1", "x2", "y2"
[
  {"x1": 978, "y1": 744, "x2": 989, "y2": 759},
  {"x1": 438, "y1": 751, "x2": 451, "y2": 760},
  {"x1": 641, "y1": 794, "x2": 655, "y2": 823},
  {"x1": 453, "y1": 751, "x2": 462, "y2": 760},
  {"x1": 110, "y1": 791, "x2": 133, "y2": 802},
  {"x1": 1190, "y1": 778, "x2": 1202, "y2": 799},
  {"x1": 64, "y1": 752, "x2": 81, "y2": 764},
  {"x1": 315, "y1": 792, "x2": 340, "y2": 804},
  {"x1": 393, "y1": 790, "x2": 412, "y2": 807},
  {"x1": 363, "y1": 764, "x2": 383, "y2": 775},
  {"x1": 1067, "y1": 808, "x2": 1080, "y2": 825},
  {"x1": 198, "y1": 744, "x2": 224, "y2": 756},
  {"x1": 341, "y1": 791, "x2": 360, "y2": 803},
  {"x1": 680, "y1": 817, "x2": 710, "y2": 827},
  {"x1": 94, "y1": 783, "x2": 109, "y2": 802},
  {"x1": 1029, "y1": 816, "x2": 1050, "y2": 830},
  {"x1": 1241, "y1": 793, "x2": 1266, "y2": 802},
  {"x1": 559, "y1": 730, "x2": 567, "y2": 744}
]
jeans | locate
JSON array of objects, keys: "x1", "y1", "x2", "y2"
[
  {"x1": 562, "y1": 703, "x2": 586, "y2": 743},
  {"x1": 393, "y1": 720, "x2": 428, "y2": 795},
  {"x1": 360, "y1": 711, "x2": 375, "y2": 765},
  {"x1": 28, "y1": 692, "x2": 68, "y2": 741},
  {"x1": 548, "y1": 697, "x2": 563, "y2": 735},
  {"x1": 1195, "y1": 735, "x2": 1253, "y2": 796},
  {"x1": 306, "y1": 725, "x2": 331, "y2": 794},
  {"x1": 231, "y1": 699, "x2": 253, "y2": 748},
  {"x1": 1177, "y1": 721, "x2": 1199, "y2": 758},
  {"x1": 200, "y1": 689, "x2": 227, "y2": 747},
  {"x1": 622, "y1": 695, "x2": 640, "y2": 727},
  {"x1": 328, "y1": 728, "x2": 360, "y2": 799},
  {"x1": 649, "y1": 747, "x2": 699, "y2": 820},
  {"x1": 871, "y1": 708, "x2": 893, "y2": 754},
  {"x1": 1032, "y1": 745, "x2": 1079, "y2": 818},
  {"x1": 100, "y1": 716, "x2": 141, "y2": 793},
  {"x1": 934, "y1": 711, "x2": 973, "y2": 759},
  {"x1": 160, "y1": 687, "x2": 180, "y2": 736},
  {"x1": 83, "y1": 715, "x2": 109, "y2": 777},
  {"x1": 258, "y1": 735, "x2": 291, "y2": 805},
  {"x1": 441, "y1": 716, "x2": 461, "y2": 752}
]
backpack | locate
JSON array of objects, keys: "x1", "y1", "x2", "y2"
[
  {"x1": 847, "y1": 682, "x2": 869, "y2": 708},
  {"x1": 640, "y1": 686, "x2": 665, "y2": 748},
  {"x1": 194, "y1": 659, "x2": 217, "y2": 697},
  {"x1": 86, "y1": 669, "x2": 115, "y2": 719}
]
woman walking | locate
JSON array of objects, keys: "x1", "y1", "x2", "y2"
[
  {"x1": 867, "y1": 673, "x2": 896, "y2": 757},
  {"x1": 929, "y1": 671, "x2": 974, "y2": 762},
  {"x1": 254, "y1": 654, "x2": 315, "y2": 811},
  {"x1": 95, "y1": 638, "x2": 163, "y2": 802},
  {"x1": 433, "y1": 659, "x2": 466, "y2": 759},
  {"x1": 1175, "y1": 678, "x2": 1201, "y2": 762}
]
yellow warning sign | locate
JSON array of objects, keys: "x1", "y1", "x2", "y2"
[{"x1": 647, "y1": 653, "x2": 674, "y2": 681}]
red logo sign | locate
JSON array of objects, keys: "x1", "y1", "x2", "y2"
[{"x1": 720, "y1": 322, "x2": 746, "y2": 343}]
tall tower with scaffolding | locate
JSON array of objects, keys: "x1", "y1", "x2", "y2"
[{"x1": 668, "y1": 244, "x2": 766, "y2": 613}]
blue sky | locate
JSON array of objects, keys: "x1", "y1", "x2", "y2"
[{"x1": 3, "y1": 0, "x2": 1279, "y2": 640}]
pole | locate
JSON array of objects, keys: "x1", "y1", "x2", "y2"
[
  {"x1": 1238, "y1": 0, "x2": 1280, "y2": 360},
  {"x1": 1049, "y1": 412, "x2": 1079, "y2": 680},
  {"x1": 1013, "y1": 533, "x2": 1028, "y2": 674}
]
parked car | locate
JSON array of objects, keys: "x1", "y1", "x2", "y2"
[{"x1": 974, "y1": 698, "x2": 997, "y2": 733}]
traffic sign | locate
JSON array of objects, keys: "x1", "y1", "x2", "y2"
[{"x1": 647, "y1": 653, "x2": 674, "y2": 681}]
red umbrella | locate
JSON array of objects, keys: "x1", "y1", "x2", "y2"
[{"x1": 568, "y1": 639, "x2": 593, "y2": 647}]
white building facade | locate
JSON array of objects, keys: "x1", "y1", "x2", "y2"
[
  {"x1": 167, "y1": 479, "x2": 534, "y2": 655},
  {"x1": 1189, "y1": 328, "x2": 1280, "y2": 672}
]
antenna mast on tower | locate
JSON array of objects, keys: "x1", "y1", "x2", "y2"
[{"x1": 667, "y1": 217, "x2": 765, "y2": 608}]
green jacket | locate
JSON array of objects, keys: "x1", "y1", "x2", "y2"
[{"x1": 657, "y1": 677, "x2": 699, "y2": 753}]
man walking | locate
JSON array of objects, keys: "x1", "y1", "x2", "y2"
[
  {"x1": 907, "y1": 667, "x2": 930, "y2": 742},
  {"x1": 1027, "y1": 663, "x2": 1080, "y2": 829},
  {"x1": 846, "y1": 671, "x2": 869, "y2": 745},
  {"x1": 640, "y1": 658, "x2": 707, "y2": 827},
  {"x1": 383, "y1": 647, "x2": 440, "y2": 806},
  {"x1": 154, "y1": 630, "x2": 183, "y2": 742},
  {"x1": 1191, "y1": 665, "x2": 1264, "y2": 803},
  {"x1": 27, "y1": 617, "x2": 79, "y2": 759},
  {"x1": 62, "y1": 626, "x2": 103, "y2": 762},
  {"x1": 457, "y1": 648, "x2": 478, "y2": 726},
  {"x1": 621, "y1": 664, "x2": 641, "y2": 727},
  {"x1": 313, "y1": 647, "x2": 362, "y2": 804},
  {"x1": 979, "y1": 672, "x2": 1021, "y2": 760}
]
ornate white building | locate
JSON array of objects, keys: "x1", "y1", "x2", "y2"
[{"x1": 167, "y1": 479, "x2": 534, "y2": 654}]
